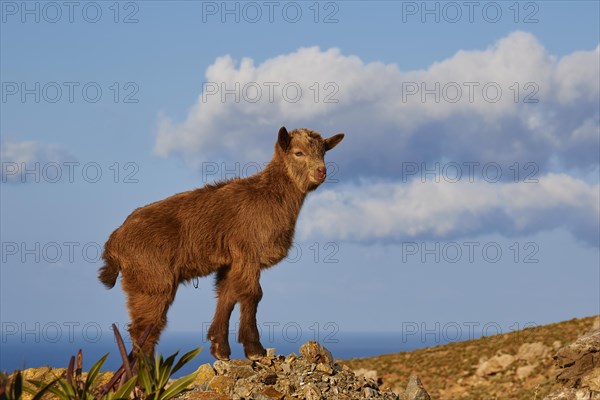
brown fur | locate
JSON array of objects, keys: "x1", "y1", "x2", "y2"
[{"x1": 98, "y1": 127, "x2": 344, "y2": 360}]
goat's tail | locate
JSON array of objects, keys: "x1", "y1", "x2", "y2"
[{"x1": 98, "y1": 257, "x2": 120, "y2": 289}]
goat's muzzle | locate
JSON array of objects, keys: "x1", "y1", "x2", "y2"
[{"x1": 315, "y1": 166, "x2": 326, "y2": 182}]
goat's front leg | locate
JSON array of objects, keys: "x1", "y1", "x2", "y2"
[
  {"x1": 227, "y1": 259, "x2": 266, "y2": 360},
  {"x1": 238, "y1": 280, "x2": 265, "y2": 360}
]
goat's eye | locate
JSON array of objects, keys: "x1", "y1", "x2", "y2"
[{"x1": 294, "y1": 151, "x2": 304, "y2": 157}]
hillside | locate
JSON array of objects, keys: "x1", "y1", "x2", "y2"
[
  {"x1": 342, "y1": 315, "x2": 599, "y2": 399},
  {"x1": 5, "y1": 315, "x2": 598, "y2": 399}
]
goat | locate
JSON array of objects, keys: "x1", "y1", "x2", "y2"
[{"x1": 98, "y1": 126, "x2": 344, "y2": 360}]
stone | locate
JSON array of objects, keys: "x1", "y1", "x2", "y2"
[
  {"x1": 193, "y1": 363, "x2": 216, "y2": 386},
  {"x1": 207, "y1": 375, "x2": 235, "y2": 396},
  {"x1": 543, "y1": 388, "x2": 600, "y2": 400},
  {"x1": 300, "y1": 341, "x2": 334, "y2": 366},
  {"x1": 14, "y1": 341, "x2": 415, "y2": 400},
  {"x1": 233, "y1": 380, "x2": 252, "y2": 398},
  {"x1": 354, "y1": 368, "x2": 378, "y2": 381},
  {"x1": 316, "y1": 362, "x2": 335, "y2": 375},
  {"x1": 186, "y1": 392, "x2": 230, "y2": 400},
  {"x1": 259, "y1": 371, "x2": 278, "y2": 385},
  {"x1": 475, "y1": 354, "x2": 515, "y2": 376},
  {"x1": 281, "y1": 363, "x2": 292, "y2": 374},
  {"x1": 302, "y1": 382, "x2": 323, "y2": 400},
  {"x1": 254, "y1": 386, "x2": 286, "y2": 400},
  {"x1": 228, "y1": 364, "x2": 255, "y2": 379},
  {"x1": 555, "y1": 329, "x2": 600, "y2": 387},
  {"x1": 516, "y1": 342, "x2": 549, "y2": 362},
  {"x1": 543, "y1": 328, "x2": 600, "y2": 400},
  {"x1": 554, "y1": 340, "x2": 563, "y2": 350},
  {"x1": 403, "y1": 375, "x2": 431, "y2": 400},
  {"x1": 580, "y1": 367, "x2": 600, "y2": 391},
  {"x1": 516, "y1": 364, "x2": 536, "y2": 380},
  {"x1": 212, "y1": 360, "x2": 230, "y2": 375},
  {"x1": 285, "y1": 352, "x2": 298, "y2": 363}
]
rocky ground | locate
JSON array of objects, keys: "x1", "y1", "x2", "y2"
[
  {"x1": 9, "y1": 315, "x2": 600, "y2": 399},
  {"x1": 180, "y1": 341, "x2": 429, "y2": 399},
  {"x1": 343, "y1": 315, "x2": 599, "y2": 400}
]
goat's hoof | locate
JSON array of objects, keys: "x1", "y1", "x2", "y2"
[
  {"x1": 210, "y1": 342, "x2": 231, "y2": 361},
  {"x1": 214, "y1": 353, "x2": 230, "y2": 361},
  {"x1": 244, "y1": 343, "x2": 266, "y2": 361}
]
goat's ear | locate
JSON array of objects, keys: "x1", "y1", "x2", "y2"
[
  {"x1": 324, "y1": 133, "x2": 344, "y2": 152},
  {"x1": 278, "y1": 126, "x2": 291, "y2": 151}
]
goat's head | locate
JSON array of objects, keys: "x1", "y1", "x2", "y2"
[{"x1": 276, "y1": 126, "x2": 344, "y2": 193}]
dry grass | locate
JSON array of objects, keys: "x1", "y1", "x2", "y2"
[{"x1": 342, "y1": 315, "x2": 599, "y2": 400}]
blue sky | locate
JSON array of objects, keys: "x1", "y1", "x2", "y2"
[{"x1": 1, "y1": 0, "x2": 599, "y2": 360}]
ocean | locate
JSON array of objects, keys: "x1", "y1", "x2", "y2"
[{"x1": 1, "y1": 330, "x2": 451, "y2": 377}]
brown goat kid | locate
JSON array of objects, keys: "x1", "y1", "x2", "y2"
[{"x1": 98, "y1": 127, "x2": 344, "y2": 360}]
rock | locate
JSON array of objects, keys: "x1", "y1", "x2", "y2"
[
  {"x1": 13, "y1": 341, "x2": 418, "y2": 400},
  {"x1": 316, "y1": 362, "x2": 334, "y2": 375},
  {"x1": 225, "y1": 341, "x2": 402, "y2": 398},
  {"x1": 254, "y1": 386, "x2": 285, "y2": 400},
  {"x1": 555, "y1": 328, "x2": 600, "y2": 388},
  {"x1": 193, "y1": 363, "x2": 216, "y2": 386},
  {"x1": 354, "y1": 368, "x2": 378, "y2": 381},
  {"x1": 516, "y1": 342, "x2": 549, "y2": 362},
  {"x1": 543, "y1": 328, "x2": 600, "y2": 400},
  {"x1": 402, "y1": 375, "x2": 431, "y2": 400},
  {"x1": 581, "y1": 368, "x2": 600, "y2": 391},
  {"x1": 280, "y1": 363, "x2": 292, "y2": 374},
  {"x1": 516, "y1": 364, "x2": 536, "y2": 380},
  {"x1": 207, "y1": 375, "x2": 235, "y2": 396},
  {"x1": 186, "y1": 393, "x2": 230, "y2": 400},
  {"x1": 593, "y1": 318, "x2": 600, "y2": 331},
  {"x1": 233, "y1": 380, "x2": 252, "y2": 398},
  {"x1": 258, "y1": 371, "x2": 278, "y2": 385},
  {"x1": 302, "y1": 382, "x2": 323, "y2": 400},
  {"x1": 212, "y1": 360, "x2": 230, "y2": 375},
  {"x1": 186, "y1": 392, "x2": 230, "y2": 400},
  {"x1": 300, "y1": 341, "x2": 334, "y2": 365},
  {"x1": 228, "y1": 363, "x2": 255, "y2": 379},
  {"x1": 543, "y1": 388, "x2": 600, "y2": 400},
  {"x1": 475, "y1": 354, "x2": 515, "y2": 376}
]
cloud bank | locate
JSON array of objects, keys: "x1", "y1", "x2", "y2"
[
  {"x1": 154, "y1": 31, "x2": 599, "y2": 245},
  {"x1": 155, "y1": 31, "x2": 599, "y2": 176},
  {"x1": 298, "y1": 174, "x2": 599, "y2": 246}
]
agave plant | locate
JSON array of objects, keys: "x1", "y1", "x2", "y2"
[
  {"x1": 20, "y1": 324, "x2": 200, "y2": 400},
  {"x1": 1, "y1": 370, "x2": 23, "y2": 400},
  {"x1": 135, "y1": 347, "x2": 201, "y2": 400},
  {"x1": 25, "y1": 353, "x2": 121, "y2": 400}
]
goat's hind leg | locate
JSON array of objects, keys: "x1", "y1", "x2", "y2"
[
  {"x1": 208, "y1": 268, "x2": 236, "y2": 360},
  {"x1": 233, "y1": 265, "x2": 265, "y2": 360},
  {"x1": 126, "y1": 286, "x2": 175, "y2": 357}
]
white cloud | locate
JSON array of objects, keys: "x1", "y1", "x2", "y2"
[
  {"x1": 298, "y1": 174, "x2": 599, "y2": 246},
  {"x1": 153, "y1": 31, "x2": 599, "y2": 244},
  {"x1": 155, "y1": 31, "x2": 599, "y2": 176},
  {"x1": 1, "y1": 140, "x2": 74, "y2": 183}
]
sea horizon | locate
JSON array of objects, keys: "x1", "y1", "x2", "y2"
[{"x1": 1, "y1": 329, "x2": 470, "y2": 377}]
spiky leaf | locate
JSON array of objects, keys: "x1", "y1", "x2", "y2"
[
  {"x1": 159, "y1": 371, "x2": 198, "y2": 400},
  {"x1": 171, "y1": 347, "x2": 202, "y2": 375}
]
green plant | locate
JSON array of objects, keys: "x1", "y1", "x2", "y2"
[
  {"x1": 1, "y1": 370, "x2": 23, "y2": 400},
  {"x1": 10, "y1": 323, "x2": 201, "y2": 400},
  {"x1": 136, "y1": 347, "x2": 201, "y2": 400},
  {"x1": 26, "y1": 354, "x2": 114, "y2": 400}
]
